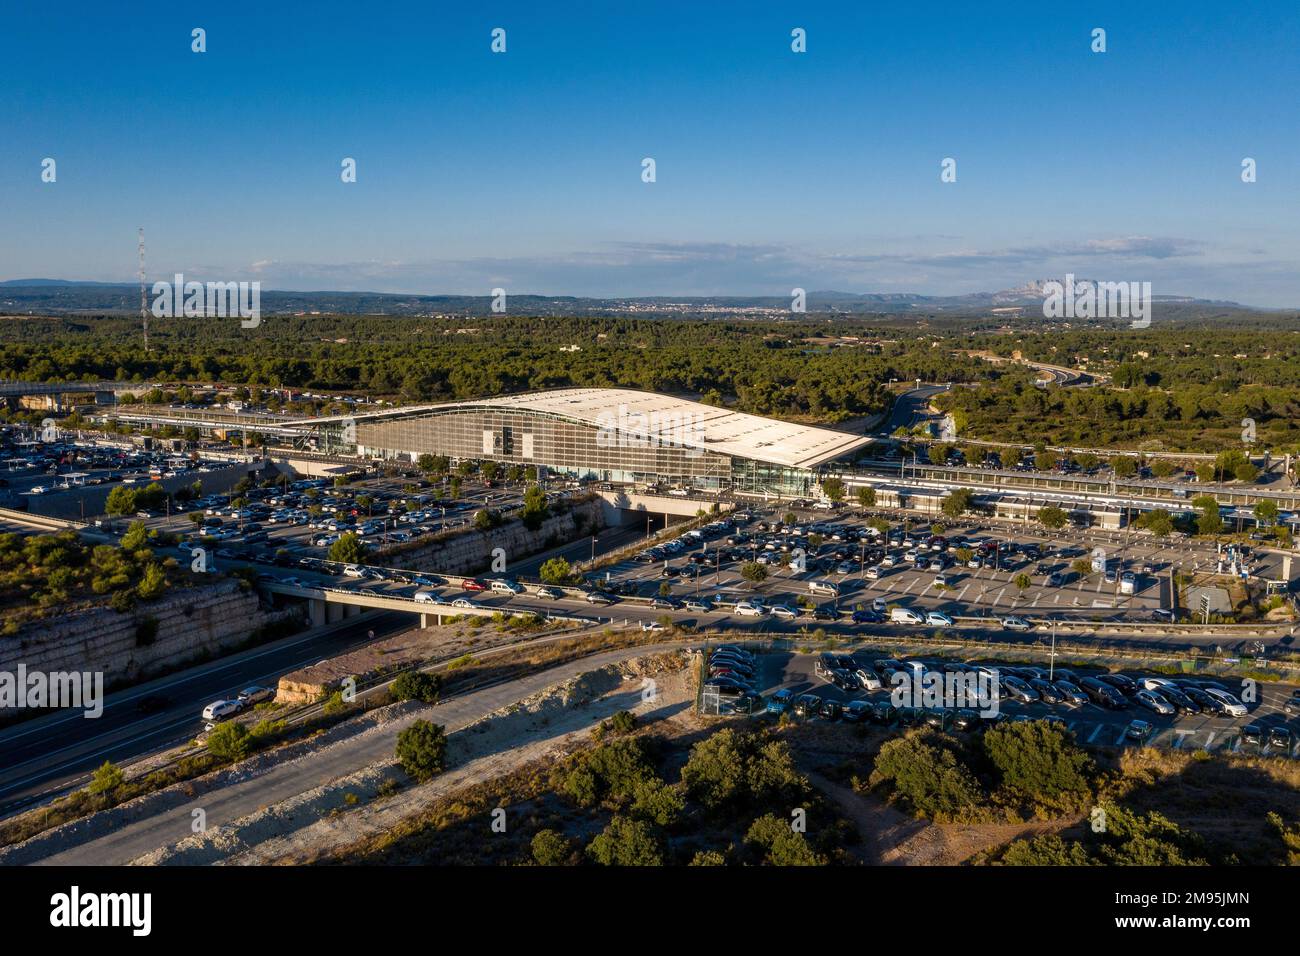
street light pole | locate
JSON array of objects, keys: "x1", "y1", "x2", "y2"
[{"x1": 1049, "y1": 621, "x2": 1057, "y2": 681}]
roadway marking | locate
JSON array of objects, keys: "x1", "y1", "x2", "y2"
[{"x1": 1087, "y1": 724, "x2": 1106, "y2": 743}]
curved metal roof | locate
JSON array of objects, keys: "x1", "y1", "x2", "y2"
[{"x1": 340, "y1": 387, "x2": 872, "y2": 470}]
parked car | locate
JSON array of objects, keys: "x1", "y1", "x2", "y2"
[
  {"x1": 1097, "y1": 673, "x2": 1137, "y2": 695},
  {"x1": 766, "y1": 689, "x2": 795, "y2": 715},
  {"x1": 201, "y1": 699, "x2": 243, "y2": 721},
  {"x1": 1267, "y1": 726, "x2": 1294, "y2": 750},
  {"x1": 1135, "y1": 689, "x2": 1175, "y2": 716},
  {"x1": 1000, "y1": 675, "x2": 1040, "y2": 703},
  {"x1": 237, "y1": 685, "x2": 274, "y2": 706},
  {"x1": 792, "y1": 693, "x2": 821, "y2": 718},
  {"x1": 843, "y1": 700, "x2": 872, "y2": 723},
  {"x1": 1029, "y1": 679, "x2": 1064, "y2": 704},
  {"x1": 1154, "y1": 685, "x2": 1199, "y2": 715},
  {"x1": 1079, "y1": 676, "x2": 1128, "y2": 709},
  {"x1": 818, "y1": 699, "x2": 843, "y2": 720},
  {"x1": 1202, "y1": 687, "x2": 1248, "y2": 717},
  {"x1": 1125, "y1": 719, "x2": 1153, "y2": 741},
  {"x1": 854, "y1": 668, "x2": 883, "y2": 691},
  {"x1": 1054, "y1": 681, "x2": 1089, "y2": 707},
  {"x1": 1001, "y1": 616, "x2": 1032, "y2": 631},
  {"x1": 1182, "y1": 685, "x2": 1227, "y2": 715}
]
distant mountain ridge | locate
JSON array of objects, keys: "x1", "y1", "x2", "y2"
[{"x1": 0, "y1": 279, "x2": 1247, "y2": 315}]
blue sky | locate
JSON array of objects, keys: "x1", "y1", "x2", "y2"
[{"x1": 2, "y1": 1, "x2": 1297, "y2": 304}]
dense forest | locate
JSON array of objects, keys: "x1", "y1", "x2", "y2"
[
  {"x1": 0, "y1": 314, "x2": 1016, "y2": 423},
  {"x1": 4, "y1": 311, "x2": 1300, "y2": 451}
]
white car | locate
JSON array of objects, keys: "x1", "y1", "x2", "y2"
[
  {"x1": 342, "y1": 565, "x2": 365, "y2": 578},
  {"x1": 733, "y1": 601, "x2": 765, "y2": 617},
  {"x1": 1204, "y1": 687, "x2": 1248, "y2": 717},
  {"x1": 640, "y1": 621, "x2": 666, "y2": 631},
  {"x1": 770, "y1": 605, "x2": 798, "y2": 620},
  {"x1": 201, "y1": 699, "x2": 243, "y2": 721},
  {"x1": 932, "y1": 575, "x2": 948, "y2": 588},
  {"x1": 1002, "y1": 616, "x2": 1032, "y2": 631},
  {"x1": 854, "y1": 668, "x2": 883, "y2": 691},
  {"x1": 451, "y1": 598, "x2": 481, "y2": 610},
  {"x1": 926, "y1": 611, "x2": 954, "y2": 627},
  {"x1": 413, "y1": 590, "x2": 445, "y2": 604},
  {"x1": 1140, "y1": 677, "x2": 1176, "y2": 692}
]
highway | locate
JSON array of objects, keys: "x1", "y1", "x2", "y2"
[
  {"x1": 0, "y1": 610, "x2": 408, "y2": 815},
  {"x1": 877, "y1": 384, "x2": 950, "y2": 436},
  {"x1": 9, "y1": 639, "x2": 687, "y2": 866}
]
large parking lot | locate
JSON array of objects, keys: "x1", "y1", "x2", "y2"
[
  {"x1": 714, "y1": 646, "x2": 1300, "y2": 758},
  {"x1": 596, "y1": 503, "x2": 1289, "y2": 625}
]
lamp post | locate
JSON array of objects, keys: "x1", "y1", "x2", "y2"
[{"x1": 1048, "y1": 621, "x2": 1058, "y2": 681}]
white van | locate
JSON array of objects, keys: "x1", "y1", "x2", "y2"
[
  {"x1": 201, "y1": 699, "x2": 242, "y2": 721},
  {"x1": 490, "y1": 580, "x2": 524, "y2": 595},
  {"x1": 808, "y1": 580, "x2": 840, "y2": 596},
  {"x1": 889, "y1": 607, "x2": 924, "y2": 625},
  {"x1": 413, "y1": 590, "x2": 444, "y2": 604}
]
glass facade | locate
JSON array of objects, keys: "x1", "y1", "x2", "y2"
[{"x1": 355, "y1": 406, "x2": 820, "y2": 496}]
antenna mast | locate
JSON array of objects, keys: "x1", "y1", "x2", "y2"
[{"x1": 138, "y1": 227, "x2": 149, "y2": 352}]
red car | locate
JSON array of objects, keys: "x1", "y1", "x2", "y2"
[{"x1": 460, "y1": 578, "x2": 487, "y2": 592}]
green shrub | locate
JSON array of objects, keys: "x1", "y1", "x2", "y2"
[{"x1": 395, "y1": 719, "x2": 448, "y2": 782}]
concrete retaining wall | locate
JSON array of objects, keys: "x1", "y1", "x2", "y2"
[{"x1": 0, "y1": 578, "x2": 299, "y2": 692}]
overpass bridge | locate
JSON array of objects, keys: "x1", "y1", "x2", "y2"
[{"x1": 259, "y1": 580, "x2": 592, "y2": 629}]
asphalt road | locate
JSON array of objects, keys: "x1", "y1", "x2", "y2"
[{"x1": 877, "y1": 384, "x2": 950, "y2": 436}]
